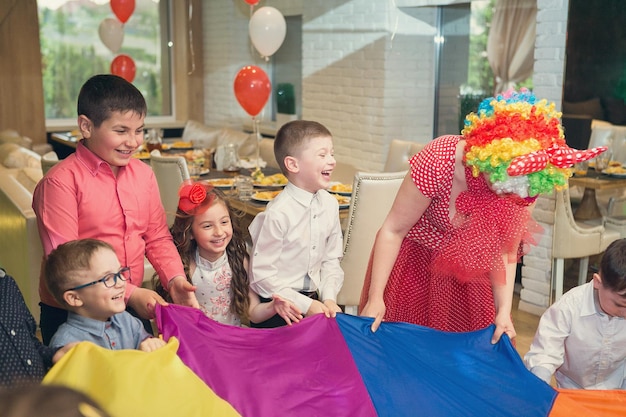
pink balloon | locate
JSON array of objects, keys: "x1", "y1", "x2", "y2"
[
  {"x1": 111, "y1": 55, "x2": 136, "y2": 83},
  {"x1": 111, "y1": 0, "x2": 135, "y2": 24},
  {"x1": 233, "y1": 66, "x2": 271, "y2": 117}
]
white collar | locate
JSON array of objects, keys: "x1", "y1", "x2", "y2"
[{"x1": 195, "y1": 248, "x2": 227, "y2": 271}]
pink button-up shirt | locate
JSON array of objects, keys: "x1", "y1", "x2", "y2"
[{"x1": 33, "y1": 141, "x2": 184, "y2": 307}]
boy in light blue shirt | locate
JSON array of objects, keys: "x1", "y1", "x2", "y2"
[{"x1": 46, "y1": 239, "x2": 166, "y2": 352}]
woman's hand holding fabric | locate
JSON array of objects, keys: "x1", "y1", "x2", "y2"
[
  {"x1": 361, "y1": 298, "x2": 386, "y2": 333},
  {"x1": 491, "y1": 313, "x2": 516, "y2": 344}
]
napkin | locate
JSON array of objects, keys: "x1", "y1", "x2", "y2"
[{"x1": 238, "y1": 158, "x2": 267, "y2": 169}]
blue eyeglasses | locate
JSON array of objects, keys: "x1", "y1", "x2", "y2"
[{"x1": 66, "y1": 267, "x2": 130, "y2": 291}]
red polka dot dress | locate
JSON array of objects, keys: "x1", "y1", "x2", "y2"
[{"x1": 360, "y1": 135, "x2": 538, "y2": 332}]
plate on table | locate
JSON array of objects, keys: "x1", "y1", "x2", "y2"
[
  {"x1": 204, "y1": 178, "x2": 235, "y2": 188},
  {"x1": 132, "y1": 150, "x2": 151, "y2": 160},
  {"x1": 333, "y1": 194, "x2": 351, "y2": 209},
  {"x1": 328, "y1": 182, "x2": 353, "y2": 196},
  {"x1": 252, "y1": 173, "x2": 288, "y2": 188},
  {"x1": 602, "y1": 166, "x2": 626, "y2": 178},
  {"x1": 198, "y1": 169, "x2": 210, "y2": 176},
  {"x1": 168, "y1": 141, "x2": 194, "y2": 151},
  {"x1": 252, "y1": 190, "x2": 282, "y2": 203}
]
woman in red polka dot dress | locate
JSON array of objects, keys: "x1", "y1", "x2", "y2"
[{"x1": 359, "y1": 89, "x2": 607, "y2": 343}]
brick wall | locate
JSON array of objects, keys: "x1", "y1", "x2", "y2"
[{"x1": 203, "y1": 0, "x2": 436, "y2": 172}]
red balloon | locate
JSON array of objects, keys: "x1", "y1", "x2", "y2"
[
  {"x1": 111, "y1": 54, "x2": 136, "y2": 83},
  {"x1": 244, "y1": 0, "x2": 259, "y2": 5},
  {"x1": 111, "y1": 0, "x2": 135, "y2": 24},
  {"x1": 233, "y1": 66, "x2": 271, "y2": 117}
]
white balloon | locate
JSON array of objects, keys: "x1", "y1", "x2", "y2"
[
  {"x1": 98, "y1": 18, "x2": 124, "y2": 54},
  {"x1": 249, "y1": 6, "x2": 286, "y2": 59}
]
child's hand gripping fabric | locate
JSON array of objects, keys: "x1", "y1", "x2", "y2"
[
  {"x1": 272, "y1": 294, "x2": 303, "y2": 325},
  {"x1": 139, "y1": 337, "x2": 167, "y2": 352}
]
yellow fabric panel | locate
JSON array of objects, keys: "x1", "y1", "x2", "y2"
[{"x1": 43, "y1": 338, "x2": 241, "y2": 417}]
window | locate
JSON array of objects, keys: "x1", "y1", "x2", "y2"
[
  {"x1": 434, "y1": 0, "x2": 533, "y2": 137},
  {"x1": 37, "y1": 0, "x2": 174, "y2": 125}
]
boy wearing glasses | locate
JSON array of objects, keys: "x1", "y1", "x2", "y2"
[{"x1": 45, "y1": 239, "x2": 166, "y2": 352}]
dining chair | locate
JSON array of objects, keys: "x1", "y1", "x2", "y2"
[
  {"x1": 337, "y1": 170, "x2": 407, "y2": 314},
  {"x1": 150, "y1": 151, "x2": 190, "y2": 227},
  {"x1": 40, "y1": 151, "x2": 59, "y2": 175},
  {"x1": 383, "y1": 139, "x2": 425, "y2": 172},
  {"x1": 551, "y1": 187, "x2": 620, "y2": 301},
  {"x1": 605, "y1": 196, "x2": 626, "y2": 239},
  {"x1": 258, "y1": 138, "x2": 279, "y2": 169}
]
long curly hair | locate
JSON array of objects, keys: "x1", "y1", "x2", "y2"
[{"x1": 154, "y1": 188, "x2": 251, "y2": 322}]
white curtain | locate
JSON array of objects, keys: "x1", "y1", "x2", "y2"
[{"x1": 487, "y1": 0, "x2": 537, "y2": 94}]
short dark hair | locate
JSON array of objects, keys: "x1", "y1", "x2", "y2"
[
  {"x1": 0, "y1": 385, "x2": 111, "y2": 417},
  {"x1": 273, "y1": 120, "x2": 332, "y2": 174},
  {"x1": 45, "y1": 239, "x2": 116, "y2": 307},
  {"x1": 599, "y1": 238, "x2": 626, "y2": 293},
  {"x1": 77, "y1": 74, "x2": 147, "y2": 127}
]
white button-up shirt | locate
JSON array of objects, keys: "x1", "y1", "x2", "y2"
[
  {"x1": 524, "y1": 282, "x2": 626, "y2": 389},
  {"x1": 249, "y1": 183, "x2": 344, "y2": 313}
]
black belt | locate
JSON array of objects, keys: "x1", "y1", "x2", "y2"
[
  {"x1": 299, "y1": 290, "x2": 319, "y2": 300},
  {"x1": 259, "y1": 290, "x2": 318, "y2": 303}
]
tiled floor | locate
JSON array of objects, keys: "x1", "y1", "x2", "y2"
[{"x1": 511, "y1": 292, "x2": 540, "y2": 359}]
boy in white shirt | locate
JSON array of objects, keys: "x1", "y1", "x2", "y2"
[
  {"x1": 248, "y1": 120, "x2": 344, "y2": 328},
  {"x1": 524, "y1": 238, "x2": 626, "y2": 389}
]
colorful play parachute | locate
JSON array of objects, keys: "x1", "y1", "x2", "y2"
[{"x1": 43, "y1": 304, "x2": 626, "y2": 417}]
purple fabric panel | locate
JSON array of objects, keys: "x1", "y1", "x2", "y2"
[{"x1": 156, "y1": 304, "x2": 377, "y2": 417}]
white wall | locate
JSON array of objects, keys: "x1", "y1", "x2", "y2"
[{"x1": 202, "y1": 0, "x2": 436, "y2": 172}]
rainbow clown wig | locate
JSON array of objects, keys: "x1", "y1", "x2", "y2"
[{"x1": 463, "y1": 89, "x2": 606, "y2": 199}]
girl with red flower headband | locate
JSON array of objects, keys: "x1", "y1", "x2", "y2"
[
  {"x1": 360, "y1": 89, "x2": 607, "y2": 343},
  {"x1": 155, "y1": 180, "x2": 302, "y2": 325}
]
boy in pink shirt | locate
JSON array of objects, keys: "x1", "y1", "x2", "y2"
[{"x1": 33, "y1": 74, "x2": 198, "y2": 344}]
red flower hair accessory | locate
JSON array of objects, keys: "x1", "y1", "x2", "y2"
[{"x1": 178, "y1": 180, "x2": 215, "y2": 215}]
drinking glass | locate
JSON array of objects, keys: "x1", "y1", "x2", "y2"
[
  {"x1": 145, "y1": 128, "x2": 163, "y2": 152},
  {"x1": 188, "y1": 161, "x2": 202, "y2": 180},
  {"x1": 573, "y1": 161, "x2": 588, "y2": 176},
  {"x1": 235, "y1": 176, "x2": 254, "y2": 201},
  {"x1": 595, "y1": 150, "x2": 612, "y2": 172},
  {"x1": 222, "y1": 143, "x2": 240, "y2": 173}
]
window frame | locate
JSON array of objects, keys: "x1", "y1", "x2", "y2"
[{"x1": 43, "y1": 0, "x2": 202, "y2": 132}]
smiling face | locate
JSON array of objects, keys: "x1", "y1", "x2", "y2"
[
  {"x1": 78, "y1": 110, "x2": 145, "y2": 175},
  {"x1": 191, "y1": 199, "x2": 233, "y2": 262},
  {"x1": 63, "y1": 247, "x2": 127, "y2": 321},
  {"x1": 593, "y1": 273, "x2": 626, "y2": 318},
  {"x1": 288, "y1": 135, "x2": 336, "y2": 193}
]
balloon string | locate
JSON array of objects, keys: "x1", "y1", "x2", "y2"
[
  {"x1": 187, "y1": 0, "x2": 195, "y2": 75},
  {"x1": 253, "y1": 117, "x2": 262, "y2": 171}
]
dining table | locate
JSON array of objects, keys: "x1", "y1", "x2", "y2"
[
  {"x1": 196, "y1": 167, "x2": 351, "y2": 236},
  {"x1": 568, "y1": 168, "x2": 626, "y2": 220}
]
